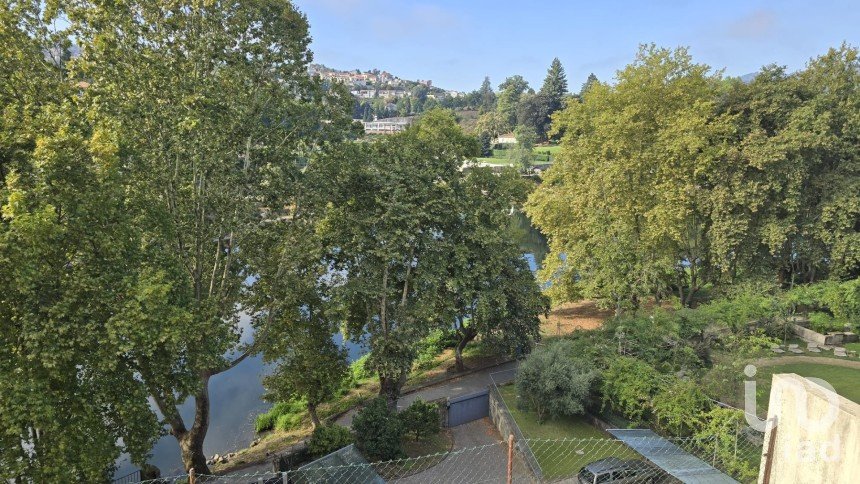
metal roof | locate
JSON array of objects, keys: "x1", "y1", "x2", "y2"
[{"x1": 607, "y1": 429, "x2": 739, "y2": 484}]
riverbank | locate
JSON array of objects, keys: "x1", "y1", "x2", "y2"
[
  {"x1": 211, "y1": 345, "x2": 511, "y2": 473},
  {"x1": 212, "y1": 300, "x2": 614, "y2": 474}
]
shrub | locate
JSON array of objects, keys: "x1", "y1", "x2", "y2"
[
  {"x1": 601, "y1": 357, "x2": 661, "y2": 425},
  {"x1": 308, "y1": 425, "x2": 354, "y2": 458},
  {"x1": 399, "y1": 399, "x2": 440, "y2": 440},
  {"x1": 651, "y1": 378, "x2": 711, "y2": 436},
  {"x1": 515, "y1": 340, "x2": 597, "y2": 422},
  {"x1": 808, "y1": 312, "x2": 843, "y2": 334},
  {"x1": 695, "y1": 408, "x2": 758, "y2": 482},
  {"x1": 352, "y1": 397, "x2": 404, "y2": 461}
]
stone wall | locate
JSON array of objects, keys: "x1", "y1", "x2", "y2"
[
  {"x1": 758, "y1": 374, "x2": 860, "y2": 484},
  {"x1": 792, "y1": 324, "x2": 843, "y2": 345}
]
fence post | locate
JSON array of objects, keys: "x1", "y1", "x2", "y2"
[
  {"x1": 188, "y1": 468, "x2": 195, "y2": 484},
  {"x1": 507, "y1": 434, "x2": 514, "y2": 484}
]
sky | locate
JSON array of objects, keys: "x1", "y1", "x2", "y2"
[{"x1": 292, "y1": 0, "x2": 860, "y2": 92}]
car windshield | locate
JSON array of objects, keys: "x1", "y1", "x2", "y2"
[{"x1": 578, "y1": 468, "x2": 596, "y2": 483}]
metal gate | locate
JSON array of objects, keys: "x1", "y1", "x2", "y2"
[{"x1": 447, "y1": 389, "x2": 490, "y2": 427}]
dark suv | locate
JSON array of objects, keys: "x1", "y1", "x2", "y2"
[{"x1": 576, "y1": 457, "x2": 662, "y2": 483}]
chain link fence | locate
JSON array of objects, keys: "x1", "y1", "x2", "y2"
[{"x1": 136, "y1": 433, "x2": 763, "y2": 484}]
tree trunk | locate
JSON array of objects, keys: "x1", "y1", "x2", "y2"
[
  {"x1": 454, "y1": 327, "x2": 477, "y2": 373},
  {"x1": 173, "y1": 375, "x2": 212, "y2": 475},
  {"x1": 178, "y1": 432, "x2": 210, "y2": 475},
  {"x1": 379, "y1": 371, "x2": 407, "y2": 411},
  {"x1": 308, "y1": 402, "x2": 321, "y2": 430}
]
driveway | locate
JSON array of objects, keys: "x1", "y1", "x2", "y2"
[
  {"x1": 336, "y1": 360, "x2": 518, "y2": 426},
  {"x1": 395, "y1": 417, "x2": 533, "y2": 483}
]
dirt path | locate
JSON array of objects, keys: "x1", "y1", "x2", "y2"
[{"x1": 751, "y1": 356, "x2": 860, "y2": 369}]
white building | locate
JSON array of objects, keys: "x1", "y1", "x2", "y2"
[{"x1": 362, "y1": 117, "x2": 414, "y2": 134}]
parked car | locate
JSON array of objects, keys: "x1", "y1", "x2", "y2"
[{"x1": 577, "y1": 457, "x2": 664, "y2": 483}]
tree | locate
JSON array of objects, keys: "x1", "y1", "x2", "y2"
[
  {"x1": 497, "y1": 75, "x2": 532, "y2": 126},
  {"x1": 651, "y1": 379, "x2": 710, "y2": 436},
  {"x1": 509, "y1": 125, "x2": 538, "y2": 172},
  {"x1": 308, "y1": 110, "x2": 480, "y2": 408},
  {"x1": 539, "y1": 57, "x2": 568, "y2": 113},
  {"x1": 526, "y1": 45, "x2": 732, "y2": 310},
  {"x1": 437, "y1": 168, "x2": 548, "y2": 371},
  {"x1": 0, "y1": 4, "x2": 160, "y2": 480},
  {"x1": 399, "y1": 399, "x2": 441, "y2": 440},
  {"x1": 478, "y1": 76, "x2": 496, "y2": 113},
  {"x1": 261, "y1": 326, "x2": 348, "y2": 429},
  {"x1": 475, "y1": 110, "x2": 510, "y2": 141},
  {"x1": 516, "y1": 341, "x2": 597, "y2": 422},
  {"x1": 579, "y1": 73, "x2": 599, "y2": 98},
  {"x1": 3, "y1": 0, "x2": 355, "y2": 475}
]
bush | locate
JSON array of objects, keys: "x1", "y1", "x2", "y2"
[
  {"x1": 400, "y1": 399, "x2": 440, "y2": 440},
  {"x1": 352, "y1": 397, "x2": 404, "y2": 461},
  {"x1": 601, "y1": 357, "x2": 661, "y2": 425},
  {"x1": 651, "y1": 378, "x2": 711, "y2": 436},
  {"x1": 308, "y1": 425, "x2": 354, "y2": 458},
  {"x1": 808, "y1": 311, "x2": 843, "y2": 334},
  {"x1": 515, "y1": 340, "x2": 597, "y2": 422}
]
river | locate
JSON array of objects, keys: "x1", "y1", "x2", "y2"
[{"x1": 113, "y1": 212, "x2": 547, "y2": 478}]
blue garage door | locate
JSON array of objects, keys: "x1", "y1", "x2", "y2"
[{"x1": 448, "y1": 389, "x2": 490, "y2": 427}]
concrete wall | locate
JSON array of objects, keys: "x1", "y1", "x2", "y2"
[
  {"x1": 758, "y1": 374, "x2": 860, "y2": 484},
  {"x1": 792, "y1": 324, "x2": 845, "y2": 345}
]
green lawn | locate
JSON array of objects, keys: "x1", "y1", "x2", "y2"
[
  {"x1": 498, "y1": 385, "x2": 638, "y2": 479},
  {"x1": 755, "y1": 362, "x2": 860, "y2": 411}
]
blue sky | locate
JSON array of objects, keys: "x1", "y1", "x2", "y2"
[{"x1": 292, "y1": 0, "x2": 859, "y2": 92}]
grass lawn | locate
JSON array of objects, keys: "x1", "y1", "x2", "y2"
[
  {"x1": 498, "y1": 385, "x2": 638, "y2": 479},
  {"x1": 755, "y1": 362, "x2": 860, "y2": 411}
]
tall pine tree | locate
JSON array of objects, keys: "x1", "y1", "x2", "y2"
[{"x1": 539, "y1": 58, "x2": 568, "y2": 113}]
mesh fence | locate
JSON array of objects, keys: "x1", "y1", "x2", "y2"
[{"x1": 137, "y1": 434, "x2": 762, "y2": 484}]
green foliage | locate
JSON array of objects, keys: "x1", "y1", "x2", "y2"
[
  {"x1": 349, "y1": 354, "x2": 375, "y2": 383},
  {"x1": 352, "y1": 397, "x2": 405, "y2": 461},
  {"x1": 399, "y1": 399, "x2": 441, "y2": 440},
  {"x1": 516, "y1": 341, "x2": 597, "y2": 422},
  {"x1": 308, "y1": 425, "x2": 354, "y2": 458},
  {"x1": 695, "y1": 408, "x2": 759, "y2": 482},
  {"x1": 651, "y1": 379, "x2": 711, "y2": 436},
  {"x1": 275, "y1": 413, "x2": 304, "y2": 432},
  {"x1": 255, "y1": 400, "x2": 307, "y2": 433},
  {"x1": 526, "y1": 43, "x2": 860, "y2": 310},
  {"x1": 601, "y1": 357, "x2": 661, "y2": 425},
  {"x1": 808, "y1": 312, "x2": 843, "y2": 334}
]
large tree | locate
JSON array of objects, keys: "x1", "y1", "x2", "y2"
[
  {"x1": 1, "y1": 0, "x2": 354, "y2": 476},
  {"x1": 307, "y1": 110, "x2": 479, "y2": 408},
  {"x1": 526, "y1": 44, "x2": 860, "y2": 310},
  {"x1": 526, "y1": 46, "x2": 733, "y2": 310},
  {"x1": 437, "y1": 168, "x2": 548, "y2": 371},
  {"x1": 497, "y1": 75, "x2": 532, "y2": 127}
]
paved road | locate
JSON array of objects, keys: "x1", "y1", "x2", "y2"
[{"x1": 335, "y1": 361, "x2": 518, "y2": 426}]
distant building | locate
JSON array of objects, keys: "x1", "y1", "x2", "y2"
[
  {"x1": 494, "y1": 133, "x2": 517, "y2": 144},
  {"x1": 363, "y1": 117, "x2": 414, "y2": 134}
]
